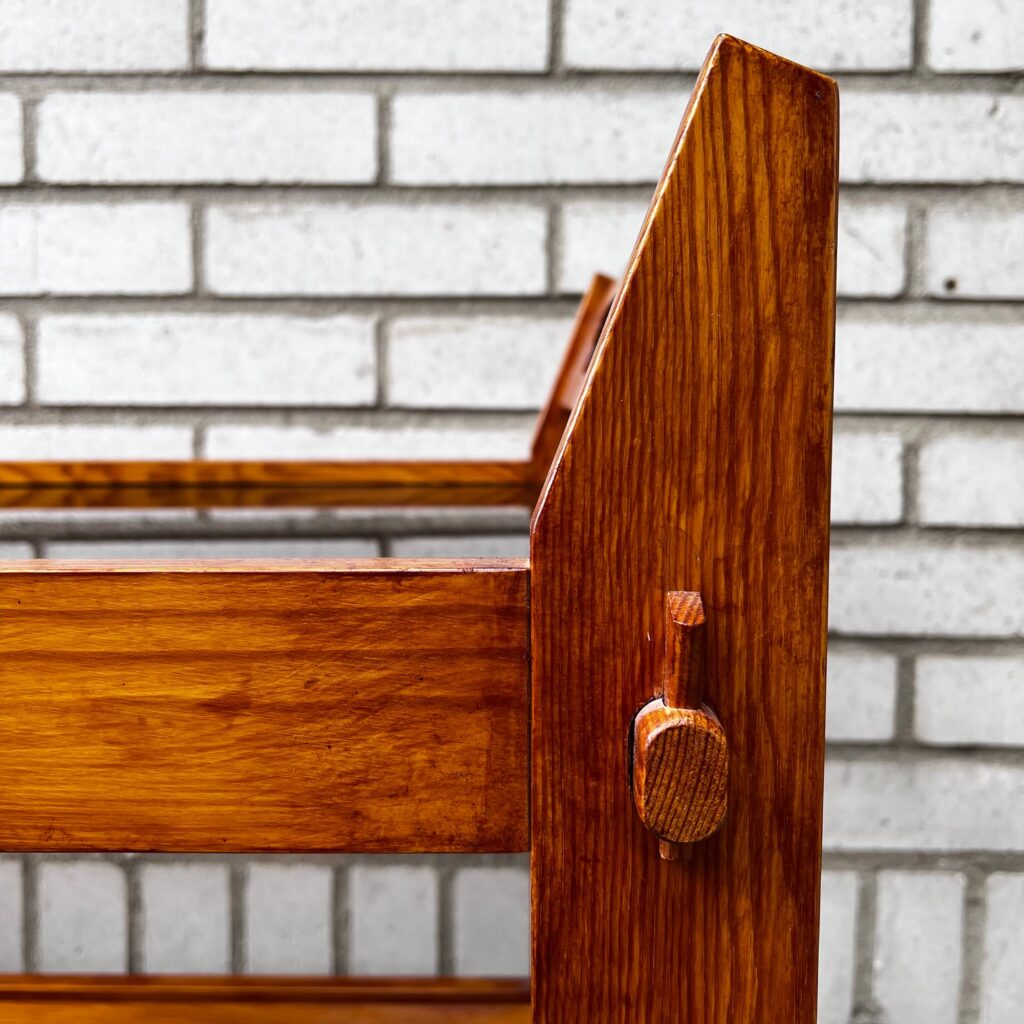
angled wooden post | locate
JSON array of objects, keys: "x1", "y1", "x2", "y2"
[{"x1": 530, "y1": 35, "x2": 838, "y2": 1022}]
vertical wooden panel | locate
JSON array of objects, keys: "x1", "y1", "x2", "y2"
[{"x1": 530, "y1": 36, "x2": 838, "y2": 1022}]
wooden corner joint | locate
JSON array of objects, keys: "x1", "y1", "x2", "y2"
[{"x1": 631, "y1": 592, "x2": 728, "y2": 860}]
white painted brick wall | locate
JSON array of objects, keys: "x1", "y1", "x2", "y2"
[
  {"x1": 453, "y1": 867, "x2": 530, "y2": 977},
  {"x1": 835, "y1": 318, "x2": 1024, "y2": 413},
  {"x1": 391, "y1": 90, "x2": 681, "y2": 185},
  {"x1": 873, "y1": 872, "x2": 965, "y2": 1024},
  {"x1": 0, "y1": 314, "x2": 23, "y2": 404},
  {"x1": 205, "y1": 0, "x2": 550, "y2": 72},
  {"x1": 0, "y1": 859, "x2": 22, "y2": 971},
  {"x1": 349, "y1": 865, "x2": 438, "y2": 975},
  {"x1": 0, "y1": 2, "x2": 1021, "y2": 1016},
  {"x1": 915, "y1": 656, "x2": 1024, "y2": 746},
  {"x1": 37, "y1": 861, "x2": 127, "y2": 972},
  {"x1": 37, "y1": 315, "x2": 377, "y2": 407},
  {"x1": 245, "y1": 863, "x2": 333, "y2": 975},
  {"x1": 818, "y1": 871, "x2": 858, "y2": 1024},
  {"x1": 928, "y1": 0, "x2": 1024, "y2": 71},
  {"x1": 826, "y1": 650, "x2": 898, "y2": 742},
  {"x1": 563, "y1": 0, "x2": 914, "y2": 71},
  {"x1": 205, "y1": 204, "x2": 547, "y2": 297},
  {"x1": 925, "y1": 203, "x2": 1024, "y2": 299},
  {"x1": 141, "y1": 862, "x2": 230, "y2": 974},
  {"x1": 981, "y1": 874, "x2": 1024, "y2": 1024},
  {"x1": 919, "y1": 433, "x2": 1024, "y2": 527},
  {"x1": 0, "y1": 203, "x2": 191, "y2": 296},
  {"x1": 38, "y1": 94, "x2": 377, "y2": 185},
  {"x1": 0, "y1": 0, "x2": 188, "y2": 72},
  {"x1": 387, "y1": 317, "x2": 571, "y2": 409}
]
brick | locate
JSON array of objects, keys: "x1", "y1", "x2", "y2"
[
  {"x1": 980, "y1": 874, "x2": 1024, "y2": 1024},
  {"x1": 831, "y1": 431, "x2": 903, "y2": 525},
  {"x1": 825, "y1": 650, "x2": 898, "y2": 742},
  {"x1": 837, "y1": 202, "x2": 907, "y2": 297},
  {"x1": 349, "y1": 865, "x2": 438, "y2": 975},
  {"x1": 873, "y1": 872, "x2": 964, "y2": 1024},
  {"x1": 0, "y1": 203, "x2": 191, "y2": 296},
  {"x1": 38, "y1": 861, "x2": 127, "y2": 972},
  {"x1": 206, "y1": 204, "x2": 546, "y2": 297},
  {"x1": 557, "y1": 199, "x2": 646, "y2": 293},
  {"x1": 38, "y1": 94, "x2": 375, "y2": 185},
  {"x1": 0, "y1": 95, "x2": 21, "y2": 183},
  {"x1": 391, "y1": 90, "x2": 681, "y2": 185},
  {"x1": 141, "y1": 862, "x2": 230, "y2": 974},
  {"x1": 206, "y1": 422, "x2": 531, "y2": 461},
  {"x1": 453, "y1": 866, "x2": 529, "y2": 977},
  {"x1": 0, "y1": 314, "x2": 23, "y2": 403},
  {"x1": 0, "y1": 542, "x2": 32, "y2": 558},
  {"x1": 0, "y1": 425, "x2": 192, "y2": 460},
  {"x1": 245, "y1": 863, "x2": 332, "y2": 975},
  {"x1": 925, "y1": 204, "x2": 1024, "y2": 300},
  {"x1": 46, "y1": 538, "x2": 380, "y2": 559},
  {"x1": 38, "y1": 315, "x2": 376, "y2": 407},
  {"x1": 206, "y1": 0, "x2": 548, "y2": 71},
  {"x1": 841, "y1": 93, "x2": 1024, "y2": 183},
  {"x1": 0, "y1": 0, "x2": 187, "y2": 71},
  {"x1": 0, "y1": 859, "x2": 22, "y2": 971},
  {"x1": 915, "y1": 656, "x2": 1024, "y2": 747},
  {"x1": 564, "y1": 0, "x2": 912, "y2": 70},
  {"x1": 387, "y1": 317, "x2": 571, "y2": 410},
  {"x1": 835, "y1": 318, "x2": 1024, "y2": 414},
  {"x1": 919, "y1": 432, "x2": 1024, "y2": 527},
  {"x1": 817, "y1": 871, "x2": 857, "y2": 1024},
  {"x1": 824, "y1": 759, "x2": 1024, "y2": 850},
  {"x1": 390, "y1": 536, "x2": 529, "y2": 558},
  {"x1": 928, "y1": 0, "x2": 1024, "y2": 71},
  {"x1": 829, "y1": 542, "x2": 1023, "y2": 637}
]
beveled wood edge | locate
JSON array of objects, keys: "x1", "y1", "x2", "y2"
[
  {"x1": 0, "y1": 557, "x2": 530, "y2": 574},
  {"x1": 0, "y1": 975, "x2": 531, "y2": 1005}
]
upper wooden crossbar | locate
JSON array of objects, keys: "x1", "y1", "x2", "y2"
[{"x1": 0, "y1": 559, "x2": 529, "y2": 853}]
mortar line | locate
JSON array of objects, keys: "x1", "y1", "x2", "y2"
[
  {"x1": 851, "y1": 872, "x2": 881, "y2": 1022},
  {"x1": 126, "y1": 857, "x2": 143, "y2": 973},
  {"x1": 333, "y1": 864, "x2": 349, "y2": 975},
  {"x1": 21, "y1": 854, "x2": 37, "y2": 973},
  {"x1": 959, "y1": 870, "x2": 987, "y2": 1024},
  {"x1": 230, "y1": 861, "x2": 247, "y2": 974},
  {"x1": 189, "y1": 0, "x2": 206, "y2": 73}
]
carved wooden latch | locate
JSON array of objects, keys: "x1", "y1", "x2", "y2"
[{"x1": 631, "y1": 592, "x2": 729, "y2": 859}]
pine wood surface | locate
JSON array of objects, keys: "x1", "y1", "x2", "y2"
[
  {"x1": 0, "y1": 559, "x2": 529, "y2": 853},
  {"x1": 530, "y1": 35, "x2": 838, "y2": 1023},
  {"x1": 0, "y1": 977, "x2": 531, "y2": 1024}
]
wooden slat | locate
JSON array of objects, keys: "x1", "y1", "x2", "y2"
[
  {"x1": 0, "y1": 977, "x2": 531, "y2": 1023},
  {"x1": 0, "y1": 559, "x2": 529, "y2": 853},
  {"x1": 529, "y1": 273, "x2": 617, "y2": 482},
  {"x1": 531, "y1": 35, "x2": 837, "y2": 1022}
]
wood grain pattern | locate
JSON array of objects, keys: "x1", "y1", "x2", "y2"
[
  {"x1": 0, "y1": 559, "x2": 529, "y2": 852},
  {"x1": 529, "y1": 273, "x2": 617, "y2": 483},
  {"x1": 0, "y1": 977, "x2": 530, "y2": 1024},
  {"x1": 531, "y1": 35, "x2": 837, "y2": 1023}
]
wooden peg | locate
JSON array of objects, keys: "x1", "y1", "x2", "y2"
[{"x1": 631, "y1": 592, "x2": 728, "y2": 858}]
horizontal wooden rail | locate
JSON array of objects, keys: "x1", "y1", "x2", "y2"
[
  {"x1": 0, "y1": 460, "x2": 540, "y2": 509},
  {"x1": 0, "y1": 976, "x2": 531, "y2": 1023},
  {"x1": 0, "y1": 559, "x2": 529, "y2": 853}
]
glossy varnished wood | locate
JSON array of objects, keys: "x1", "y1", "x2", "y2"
[
  {"x1": 530, "y1": 35, "x2": 838, "y2": 1023},
  {"x1": 0, "y1": 559, "x2": 529, "y2": 852},
  {"x1": 0, "y1": 977, "x2": 531, "y2": 1023}
]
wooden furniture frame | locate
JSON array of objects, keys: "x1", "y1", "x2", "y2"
[{"x1": 0, "y1": 37, "x2": 838, "y2": 1022}]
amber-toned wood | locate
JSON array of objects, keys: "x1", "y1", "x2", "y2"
[
  {"x1": 0, "y1": 977, "x2": 531, "y2": 1023},
  {"x1": 0, "y1": 558, "x2": 529, "y2": 852},
  {"x1": 529, "y1": 274, "x2": 617, "y2": 482},
  {"x1": 531, "y1": 34, "x2": 837, "y2": 1023},
  {"x1": 631, "y1": 592, "x2": 728, "y2": 851}
]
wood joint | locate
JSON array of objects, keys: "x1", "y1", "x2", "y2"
[{"x1": 631, "y1": 592, "x2": 728, "y2": 859}]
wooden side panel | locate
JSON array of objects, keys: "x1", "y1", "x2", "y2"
[
  {"x1": 0, "y1": 560, "x2": 529, "y2": 853},
  {"x1": 530, "y1": 36, "x2": 838, "y2": 1022},
  {"x1": 0, "y1": 977, "x2": 531, "y2": 1024}
]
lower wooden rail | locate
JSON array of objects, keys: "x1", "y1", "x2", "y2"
[
  {"x1": 0, "y1": 559, "x2": 529, "y2": 853},
  {"x1": 0, "y1": 977, "x2": 531, "y2": 1023}
]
